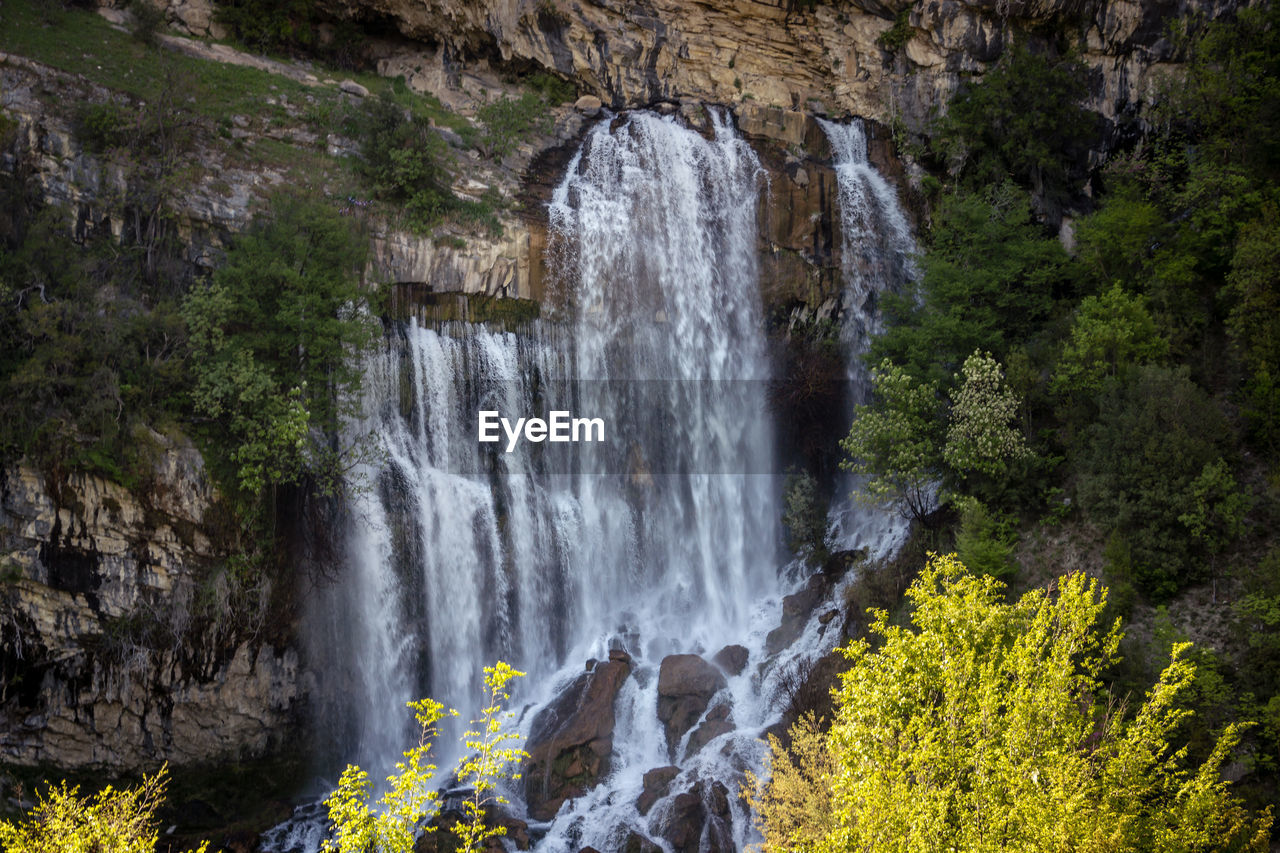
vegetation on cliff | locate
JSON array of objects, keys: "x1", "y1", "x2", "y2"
[{"x1": 828, "y1": 4, "x2": 1280, "y2": 828}]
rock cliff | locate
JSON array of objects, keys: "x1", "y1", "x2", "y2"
[
  {"x1": 314, "y1": 0, "x2": 1238, "y2": 136},
  {"x1": 0, "y1": 440, "x2": 300, "y2": 769}
]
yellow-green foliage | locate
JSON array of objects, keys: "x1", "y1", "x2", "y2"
[
  {"x1": 0, "y1": 765, "x2": 209, "y2": 853},
  {"x1": 323, "y1": 698, "x2": 454, "y2": 853},
  {"x1": 749, "y1": 554, "x2": 1273, "y2": 853},
  {"x1": 323, "y1": 664, "x2": 526, "y2": 853},
  {"x1": 453, "y1": 662, "x2": 530, "y2": 853}
]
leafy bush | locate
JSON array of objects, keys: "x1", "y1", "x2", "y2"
[
  {"x1": 747, "y1": 555, "x2": 1273, "y2": 852},
  {"x1": 0, "y1": 765, "x2": 208, "y2": 853},
  {"x1": 1051, "y1": 283, "x2": 1168, "y2": 398},
  {"x1": 871, "y1": 183, "x2": 1077, "y2": 387},
  {"x1": 351, "y1": 94, "x2": 503, "y2": 234},
  {"x1": 944, "y1": 350, "x2": 1032, "y2": 480},
  {"x1": 876, "y1": 9, "x2": 912, "y2": 54},
  {"x1": 74, "y1": 101, "x2": 132, "y2": 152},
  {"x1": 324, "y1": 663, "x2": 527, "y2": 853},
  {"x1": 953, "y1": 497, "x2": 1016, "y2": 579},
  {"x1": 0, "y1": 200, "x2": 192, "y2": 481},
  {"x1": 783, "y1": 470, "x2": 832, "y2": 565},
  {"x1": 936, "y1": 43, "x2": 1093, "y2": 203},
  {"x1": 477, "y1": 92, "x2": 553, "y2": 160},
  {"x1": 840, "y1": 359, "x2": 943, "y2": 523},
  {"x1": 215, "y1": 0, "x2": 321, "y2": 54},
  {"x1": 525, "y1": 71, "x2": 577, "y2": 105}
]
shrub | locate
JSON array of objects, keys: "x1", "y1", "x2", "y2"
[
  {"x1": 0, "y1": 765, "x2": 209, "y2": 853},
  {"x1": 953, "y1": 497, "x2": 1016, "y2": 579},
  {"x1": 783, "y1": 470, "x2": 832, "y2": 565},
  {"x1": 477, "y1": 92, "x2": 552, "y2": 160},
  {"x1": 747, "y1": 555, "x2": 1274, "y2": 852},
  {"x1": 1074, "y1": 366, "x2": 1234, "y2": 598},
  {"x1": 182, "y1": 194, "x2": 380, "y2": 497},
  {"x1": 935, "y1": 43, "x2": 1093, "y2": 203}
]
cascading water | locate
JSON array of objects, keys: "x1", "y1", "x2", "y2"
[
  {"x1": 265, "y1": 111, "x2": 918, "y2": 853},
  {"x1": 817, "y1": 118, "x2": 917, "y2": 555}
]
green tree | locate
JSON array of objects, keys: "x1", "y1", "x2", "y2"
[
  {"x1": 1073, "y1": 366, "x2": 1233, "y2": 598},
  {"x1": 840, "y1": 360, "x2": 942, "y2": 522},
  {"x1": 1052, "y1": 283, "x2": 1169, "y2": 397},
  {"x1": 937, "y1": 44, "x2": 1093, "y2": 203},
  {"x1": 1225, "y1": 211, "x2": 1280, "y2": 450},
  {"x1": 944, "y1": 350, "x2": 1032, "y2": 479},
  {"x1": 748, "y1": 554, "x2": 1273, "y2": 853},
  {"x1": 0, "y1": 765, "x2": 209, "y2": 853},
  {"x1": 182, "y1": 195, "x2": 380, "y2": 497},
  {"x1": 872, "y1": 184, "x2": 1075, "y2": 386}
]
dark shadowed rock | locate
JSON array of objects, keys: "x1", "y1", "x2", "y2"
[
  {"x1": 522, "y1": 659, "x2": 630, "y2": 820},
  {"x1": 636, "y1": 765, "x2": 680, "y2": 815},
  {"x1": 417, "y1": 802, "x2": 530, "y2": 852},
  {"x1": 685, "y1": 701, "x2": 735, "y2": 758},
  {"x1": 711, "y1": 643, "x2": 749, "y2": 676},
  {"x1": 622, "y1": 832, "x2": 662, "y2": 853},
  {"x1": 656, "y1": 654, "x2": 726, "y2": 759},
  {"x1": 655, "y1": 781, "x2": 735, "y2": 853},
  {"x1": 765, "y1": 574, "x2": 826, "y2": 655}
]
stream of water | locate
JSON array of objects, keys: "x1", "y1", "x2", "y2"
[{"x1": 261, "y1": 112, "x2": 913, "y2": 853}]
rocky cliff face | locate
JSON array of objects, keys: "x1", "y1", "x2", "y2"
[
  {"x1": 317, "y1": 0, "x2": 1239, "y2": 136},
  {"x1": 0, "y1": 438, "x2": 300, "y2": 769},
  {"x1": 0, "y1": 50, "x2": 536, "y2": 299}
]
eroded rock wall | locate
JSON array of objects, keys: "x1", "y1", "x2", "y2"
[
  {"x1": 318, "y1": 0, "x2": 1243, "y2": 134},
  {"x1": 0, "y1": 440, "x2": 301, "y2": 769}
]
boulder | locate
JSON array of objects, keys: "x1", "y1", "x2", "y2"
[
  {"x1": 574, "y1": 94, "x2": 603, "y2": 116},
  {"x1": 656, "y1": 654, "x2": 727, "y2": 759},
  {"x1": 765, "y1": 574, "x2": 825, "y2": 655},
  {"x1": 636, "y1": 765, "x2": 680, "y2": 815},
  {"x1": 655, "y1": 781, "x2": 734, "y2": 853},
  {"x1": 685, "y1": 701, "x2": 734, "y2": 758},
  {"x1": 622, "y1": 832, "x2": 662, "y2": 853},
  {"x1": 339, "y1": 79, "x2": 370, "y2": 97},
  {"x1": 711, "y1": 644, "x2": 748, "y2": 676},
  {"x1": 522, "y1": 659, "x2": 630, "y2": 820}
]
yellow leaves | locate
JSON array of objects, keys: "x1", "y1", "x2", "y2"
[
  {"x1": 752, "y1": 555, "x2": 1273, "y2": 853},
  {"x1": 323, "y1": 662, "x2": 528, "y2": 853},
  {"x1": 0, "y1": 764, "x2": 210, "y2": 853}
]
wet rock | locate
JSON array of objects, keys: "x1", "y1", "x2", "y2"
[
  {"x1": 656, "y1": 654, "x2": 726, "y2": 759},
  {"x1": 765, "y1": 574, "x2": 825, "y2": 655},
  {"x1": 637, "y1": 765, "x2": 680, "y2": 815},
  {"x1": 711, "y1": 643, "x2": 748, "y2": 676},
  {"x1": 622, "y1": 832, "x2": 662, "y2": 853},
  {"x1": 522, "y1": 659, "x2": 630, "y2": 820},
  {"x1": 685, "y1": 700, "x2": 735, "y2": 758},
  {"x1": 655, "y1": 781, "x2": 734, "y2": 853}
]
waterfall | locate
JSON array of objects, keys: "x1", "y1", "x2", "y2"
[
  {"x1": 817, "y1": 118, "x2": 917, "y2": 554},
  {"x1": 266, "y1": 111, "x2": 918, "y2": 853}
]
